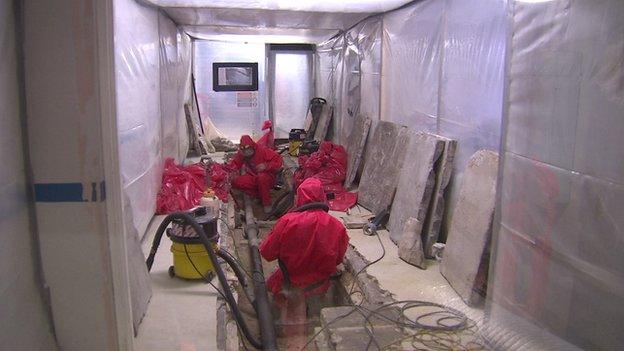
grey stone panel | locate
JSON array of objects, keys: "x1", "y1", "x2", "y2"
[
  {"x1": 357, "y1": 121, "x2": 409, "y2": 214},
  {"x1": 387, "y1": 132, "x2": 444, "y2": 244},
  {"x1": 440, "y1": 150, "x2": 498, "y2": 305}
]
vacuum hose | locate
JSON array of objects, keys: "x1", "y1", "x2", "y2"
[{"x1": 145, "y1": 212, "x2": 263, "y2": 349}]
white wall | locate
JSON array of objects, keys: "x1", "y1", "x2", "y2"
[
  {"x1": 0, "y1": 0, "x2": 57, "y2": 349},
  {"x1": 23, "y1": 0, "x2": 124, "y2": 349}
]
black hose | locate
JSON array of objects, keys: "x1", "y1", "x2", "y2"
[
  {"x1": 244, "y1": 196, "x2": 279, "y2": 351},
  {"x1": 263, "y1": 190, "x2": 295, "y2": 220},
  {"x1": 292, "y1": 202, "x2": 329, "y2": 212},
  {"x1": 216, "y1": 248, "x2": 256, "y2": 310},
  {"x1": 145, "y1": 212, "x2": 263, "y2": 349}
]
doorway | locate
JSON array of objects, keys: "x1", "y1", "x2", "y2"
[{"x1": 267, "y1": 44, "x2": 314, "y2": 139}]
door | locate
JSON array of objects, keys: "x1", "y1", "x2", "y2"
[{"x1": 268, "y1": 44, "x2": 314, "y2": 139}]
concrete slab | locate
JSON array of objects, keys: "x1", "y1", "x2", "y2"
[
  {"x1": 344, "y1": 116, "x2": 372, "y2": 188},
  {"x1": 387, "y1": 132, "x2": 444, "y2": 244},
  {"x1": 321, "y1": 306, "x2": 406, "y2": 351},
  {"x1": 422, "y1": 137, "x2": 457, "y2": 257},
  {"x1": 440, "y1": 150, "x2": 499, "y2": 306},
  {"x1": 397, "y1": 217, "x2": 426, "y2": 269},
  {"x1": 313, "y1": 105, "x2": 333, "y2": 142},
  {"x1": 357, "y1": 121, "x2": 410, "y2": 214}
]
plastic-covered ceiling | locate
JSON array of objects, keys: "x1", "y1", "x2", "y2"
[{"x1": 142, "y1": 0, "x2": 415, "y2": 42}]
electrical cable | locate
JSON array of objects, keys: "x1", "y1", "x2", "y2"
[
  {"x1": 299, "y1": 226, "x2": 486, "y2": 351},
  {"x1": 347, "y1": 226, "x2": 386, "y2": 296}
]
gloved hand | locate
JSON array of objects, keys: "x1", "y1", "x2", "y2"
[{"x1": 256, "y1": 163, "x2": 267, "y2": 172}]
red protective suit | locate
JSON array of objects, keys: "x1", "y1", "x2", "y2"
[
  {"x1": 256, "y1": 120, "x2": 275, "y2": 150},
  {"x1": 228, "y1": 135, "x2": 283, "y2": 206},
  {"x1": 260, "y1": 178, "x2": 349, "y2": 296}
]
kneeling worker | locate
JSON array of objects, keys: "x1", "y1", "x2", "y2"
[
  {"x1": 228, "y1": 135, "x2": 283, "y2": 213},
  {"x1": 259, "y1": 178, "x2": 349, "y2": 298}
]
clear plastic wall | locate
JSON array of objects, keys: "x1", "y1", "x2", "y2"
[
  {"x1": 159, "y1": 12, "x2": 192, "y2": 161},
  {"x1": 193, "y1": 41, "x2": 267, "y2": 141},
  {"x1": 316, "y1": 18, "x2": 383, "y2": 145},
  {"x1": 382, "y1": 0, "x2": 507, "y2": 237},
  {"x1": 488, "y1": 0, "x2": 624, "y2": 349},
  {"x1": 318, "y1": 0, "x2": 506, "y2": 234},
  {"x1": 115, "y1": 0, "x2": 192, "y2": 236}
]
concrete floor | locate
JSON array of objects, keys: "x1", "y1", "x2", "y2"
[
  {"x1": 132, "y1": 149, "x2": 481, "y2": 350},
  {"x1": 134, "y1": 214, "x2": 219, "y2": 351},
  {"x1": 332, "y1": 207, "x2": 485, "y2": 325}
]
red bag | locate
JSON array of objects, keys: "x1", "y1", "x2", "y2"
[
  {"x1": 294, "y1": 142, "x2": 357, "y2": 212},
  {"x1": 156, "y1": 158, "x2": 206, "y2": 214},
  {"x1": 208, "y1": 163, "x2": 231, "y2": 202}
]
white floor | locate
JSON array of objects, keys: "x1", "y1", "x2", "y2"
[
  {"x1": 331, "y1": 208, "x2": 485, "y2": 324},
  {"x1": 134, "y1": 215, "x2": 219, "y2": 351},
  {"x1": 132, "y1": 163, "x2": 480, "y2": 350}
]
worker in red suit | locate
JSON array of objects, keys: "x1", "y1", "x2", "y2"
[
  {"x1": 259, "y1": 177, "x2": 349, "y2": 298},
  {"x1": 256, "y1": 120, "x2": 275, "y2": 149},
  {"x1": 228, "y1": 135, "x2": 283, "y2": 212}
]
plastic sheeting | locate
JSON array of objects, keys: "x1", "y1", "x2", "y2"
[
  {"x1": 147, "y1": 0, "x2": 412, "y2": 13},
  {"x1": 160, "y1": 14, "x2": 192, "y2": 161},
  {"x1": 115, "y1": 0, "x2": 192, "y2": 236},
  {"x1": 315, "y1": 35, "x2": 346, "y2": 142},
  {"x1": 488, "y1": 1, "x2": 624, "y2": 350},
  {"x1": 382, "y1": 0, "x2": 507, "y2": 239},
  {"x1": 318, "y1": 0, "x2": 506, "y2": 237},
  {"x1": 163, "y1": 7, "x2": 367, "y2": 31},
  {"x1": 183, "y1": 25, "x2": 336, "y2": 44},
  {"x1": 193, "y1": 40, "x2": 267, "y2": 140}
]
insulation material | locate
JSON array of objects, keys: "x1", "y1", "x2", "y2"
[
  {"x1": 488, "y1": 1, "x2": 624, "y2": 350},
  {"x1": 193, "y1": 41, "x2": 266, "y2": 140}
]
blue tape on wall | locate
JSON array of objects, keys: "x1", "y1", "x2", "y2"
[{"x1": 34, "y1": 182, "x2": 106, "y2": 202}]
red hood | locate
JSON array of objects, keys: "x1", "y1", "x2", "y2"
[
  {"x1": 240, "y1": 135, "x2": 256, "y2": 149},
  {"x1": 261, "y1": 120, "x2": 272, "y2": 130},
  {"x1": 296, "y1": 178, "x2": 326, "y2": 206}
]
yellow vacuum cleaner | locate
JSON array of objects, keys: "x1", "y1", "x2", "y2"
[{"x1": 166, "y1": 206, "x2": 218, "y2": 280}]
